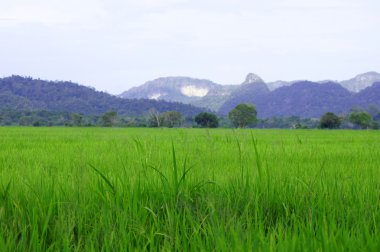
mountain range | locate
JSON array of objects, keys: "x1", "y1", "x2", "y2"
[
  {"x1": 120, "y1": 72, "x2": 380, "y2": 118},
  {"x1": 1, "y1": 72, "x2": 379, "y2": 119}
]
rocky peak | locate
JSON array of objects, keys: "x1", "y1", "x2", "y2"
[
  {"x1": 340, "y1": 71, "x2": 380, "y2": 92},
  {"x1": 243, "y1": 73, "x2": 264, "y2": 84},
  {"x1": 354, "y1": 71, "x2": 380, "y2": 81}
]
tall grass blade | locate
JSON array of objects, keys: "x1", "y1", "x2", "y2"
[{"x1": 89, "y1": 164, "x2": 116, "y2": 195}]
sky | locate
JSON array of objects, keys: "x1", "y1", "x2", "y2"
[{"x1": 0, "y1": 0, "x2": 379, "y2": 94}]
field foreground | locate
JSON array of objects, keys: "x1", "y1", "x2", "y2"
[{"x1": 0, "y1": 127, "x2": 379, "y2": 251}]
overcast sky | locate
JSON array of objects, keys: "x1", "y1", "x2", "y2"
[{"x1": 0, "y1": 0, "x2": 379, "y2": 94}]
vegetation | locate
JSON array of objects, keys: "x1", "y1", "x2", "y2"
[
  {"x1": 161, "y1": 111, "x2": 183, "y2": 128},
  {"x1": 0, "y1": 75, "x2": 204, "y2": 117},
  {"x1": 194, "y1": 112, "x2": 219, "y2": 128},
  {"x1": 101, "y1": 111, "x2": 118, "y2": 127},
  {"x1": 349, "y1": 111, "x2": 372, "y2": 129},
  {"x1": 228, "y1": 103, "x2": 257, "y2": 128},
  {"x1": 256, "y1": 116, "x2": 318, "y2": 129},
  {"x1": 148, "y1": 110, "x2": 183, "y2": 128},
  {"x1": 0, "y1": 128, "x2": 379, "y2": 250},
  {"x1": 1, "y1": 106, "x2": 380, "y2": 130},
  {"x1": 320, "y1": 112, "x2": 341, "y2": 129}
]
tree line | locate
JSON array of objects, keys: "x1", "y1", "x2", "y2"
[{"x1": 0, "y1": 103, "x2": 379, "y2": 129}]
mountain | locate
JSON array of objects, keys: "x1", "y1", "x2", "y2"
[
  {"x1": 2, "y1": 74, "x2": 379, "y2": 120},
  {"x1": 262, "y1": 82, "x2": 353, "y2": 118},
  {"x1": 266, "y1": 72, "x2": 380, "y2": 92},
  {"x1": 119, "y1": 76, "x2": 237, "y2": 111},
  {"x1": 266, "y1": 80, "x2": 295, "y2": 91},
  {"x1": 234, "y1": 72, "x2": 380, "y2": 93},
  {"x1": 189, "y1": 85, "x2": 237, "y2": 111},
  {"x1": 219, "y1": 81, "x2": 354, "y2": 118},
  {"x1": 0, "y1": 76, "x2": 204, "y2": 116},
  {"x1": 340, "y1": 72, "x2": 380, "y2": 92},
  {"x1": 353, "y1": 82, "x2": 380, "y2": 108},
  {"x1": 119, "y1": 72, "x2": 380, "y2": 117},
  {"x1": 219, "y1": 80, "x2": 380, "y2": 118},
  {"x1": 218, "y1": 73, "x2": 270, "y2": 115},
  {"x1": 120, "y1": 77, "x2": 219, "y2": 102},
  {"x1": 119, "y1": 73, "x2": 272, "y2": 111}
]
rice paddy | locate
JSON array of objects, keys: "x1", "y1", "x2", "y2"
[{"x1": 0, "y1": 127, "x2": 379, "y2": 251}]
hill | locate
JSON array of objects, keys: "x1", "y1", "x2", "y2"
[
  {"x1": 219, "y1": 81, "x2": 380, "y2": 118},
  {"x1": 0, "y1": 76, "x2": 205, "y2": 116},
  {"x1": 353, "y1": 82, "x2": 380, "y2": 108},
  {"x1": 218, "y1": 73, "x2": 270, "y2": 115},
  {"x1": 340, "y1": 72, "x2": 380, "y2": 92},
  {"x1": 219, "y1": 81, "x2": 354, "y2": 117},
  {"x1": 119, "y1": 76, "x2": 237, "y2": 111}
]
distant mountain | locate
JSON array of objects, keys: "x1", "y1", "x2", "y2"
[
  {"x1": 218, "y1": 73, "x2": 270, "y2": 115},
  {"x1": 6, "y1": 72, "x2": 375, "y2": 119},
  {"x1": 119, "y1": 76, "x2": 238, "y2": 111},
  {"x1": 340, "y1": 72, "x2": 380, "y2": 92},
  {"x1": 120, "y1": 77, "x2": 219, "y2": 101},
  {"x1": 267, "y1": 72, "x2": 380, "y2": 92},
  {"x1": 353, "y1": 82, "x2": 380, "y2": 108},
  {"x1": 119, "y1": 72, "x2": 380, "y2": 117},
  {"x1": 0, "y1": 76, "x2": 204, "y2": 116},
  {"x1": 119, "y1": 73, "x2": 270, "y2": 111},
  {"x1": 263, "y1": 81, "x2": 352, "y2": 118},
  {"x1": 266, "y1": 80, "x2": 295, "y2": 91},
  {"x1": 219, "y1": 80, "x2": 380, "y2": 118},
  {"x1": 219, "y1": 81, "x2": 354, "y2": 117}
]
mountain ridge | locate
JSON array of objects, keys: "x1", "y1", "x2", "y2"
[
  {"x1": 0, "y1": 75, "x2": 205, "y2": 117},
  {"x1": 120, "y1": 72, "x2": 380, "y2": 114},
  {"x1": 1, "y1": 73, "x2": 379, "y2": 119}
]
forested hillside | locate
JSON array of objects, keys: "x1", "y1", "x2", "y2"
[{"x1": 0, "y1": 76, "x2": 204, "y2": 116}]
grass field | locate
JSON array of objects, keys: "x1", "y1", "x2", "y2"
[{"x1": 0, "y1": 127, "x2": 379, "y2": 251}]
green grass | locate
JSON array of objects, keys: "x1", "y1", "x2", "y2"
[{"x1": 0, "y1": 127, "x2": 379, "y2": 251}]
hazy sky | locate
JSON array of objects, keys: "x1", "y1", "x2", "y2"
[{"x1": 1, "y1": 0, "x2": 379, "y2": 94}]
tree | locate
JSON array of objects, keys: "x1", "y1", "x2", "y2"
[
  {"x1": 70, "y1": 113, "x2": 84, "y2": 126},
  {"x1": 101, "y1": 111, "x2": 117, "y2": 127},
  {"x1": 370, "y1": 121, "x2": 379, "y2": 130},
  {"x1": 228, "y1": 103, "x2": 257, "y2": 128},
  {"x1": 19, "y1": 116, "x2": 33, "y2": 126},
  {"x1": 194, "y1": 112, "x2": 219, "y2": 128},
  {"x1": 320, "y1": 112, "x2": 341, "y2": 129},
  {"x1": 349, "y1": 111, "x2": 372, "y2": 129},
  {"x1": 148, "y1": 109, "x2": 163, "y2": 127},
  {"x1": 162, "y1": 111, "x2": 182, "y2": 128},
  {"x1": 368, "y1": 104, "x2": 380, "y2": 117}
]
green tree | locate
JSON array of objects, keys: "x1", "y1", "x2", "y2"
[
  {"x1": 148, "y1": 109, "x2": 163, "y2": 127},
  {"x1": 70, "y1": 113, "x2": 84, "y2": 126},
  {"x1": 19, "y1": 116, "x2": 33, "y2": 126},
  {"x1": 320, "y1": 112, "x2": 341, "y2": 129},
  {"x1": 228, "y1": 103, "x2": 257, "y2": 128},
  {"x1": 349, "y1": 111, "x2": 372, "y2": 129},
  {"x1": 194, "y1": 112, "x2": 219, "y2": 128},
  {"x1": 368, "y1": 104, "x2": 380, "y2": 117},
  {"x1": 101, "y1": 111, "x2": 117, "y2": 127},
  {"x1": 370, "y1": 121, "x2": 379, "y2": 130},
  {"x1": 162, "y1": 111, "x2": 182, "y2": 128}
]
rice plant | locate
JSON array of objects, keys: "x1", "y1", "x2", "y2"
[{"x1": 0, "y1": 127, "x2": 379, "y2": 251}]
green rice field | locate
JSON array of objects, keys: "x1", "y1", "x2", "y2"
[{"x1": 0, "y1": 127, "x2": 379, "y2": 251}]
